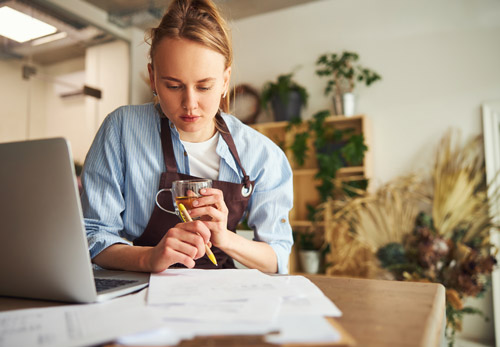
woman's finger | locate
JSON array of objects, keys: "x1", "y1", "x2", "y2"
[
  {"x1": 167, "y1": 224, "x2": 209, "y2": 256},
  {"x1": 162, "y1": 235, "x2": 199, "y2": 259},
  {"x1": 188, "y1": 206, "x2": 225, "y2": 222},
  {"x1": 195, "y1": 188, "x2": 227, "y2": 211},
  {"x1": 173, "y1": 221, "x2": 211, "y2": 242}
]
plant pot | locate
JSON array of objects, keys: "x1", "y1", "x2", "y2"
[
  {"x1": 332, "y1": 92, "x2": 356, "y2": 117},
  {"x1": 318, "y1": 141, "x2": 348, "y2": 166},
  {"x1": 342, "y1": 92, "x2": 356, "y2": 117},
  {"x1": 299, "y1": 250, "x2": 321, "y2": 274},
  {"x1": 271, "y1": 90, "x2": 303, "y2": 122}
]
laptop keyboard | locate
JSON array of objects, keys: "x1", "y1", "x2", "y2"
[{"x1": 94, "y1": 278, "x2": 139, "y2": 292}]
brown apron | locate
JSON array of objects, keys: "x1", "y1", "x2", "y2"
[{"x1": 133, "y1": 112, "x2": 255, "y2": 269}]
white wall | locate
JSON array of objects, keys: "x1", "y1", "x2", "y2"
[
  {"x1": 231, "y1": 0, "x2": 500, "y2": 187},
  {"x1": 85, "y1": 39, "x2": 130, "y2": 140},
  {"x1": 42, "y1": 57, "x2": 87, "y2": 163},
  {"x1": 0, "y1": 59, "x2": 45, "y2": 142},
  {"x1": 0, "y1": 40, "x2": 130, "y2": 162},
  {"x1": 130, "y1": 27, "x2": 154, "y2": 105}
]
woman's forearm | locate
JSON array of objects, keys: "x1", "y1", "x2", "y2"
[
  {"x1": 92, "y1": 244, "x2": 153, "y2": 272},
  {"x1": 220, "y1": 232, "x2": 278, "y2": 274}
]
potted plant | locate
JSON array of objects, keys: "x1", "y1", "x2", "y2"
[
  {"x1": 293, "y1": 230, "x2": 322, "y2": 274},
  {"x1": 316, "y1": 51, "x2": 381, "y2": 116},
  {"x1": 287, "y1": 110, "x2": 369, "y2": 202},
  {"x1": 261, "y1": 71, "x2": 309, "y2": 122}
]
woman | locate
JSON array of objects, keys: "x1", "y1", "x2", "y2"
[{"x1": 81, "y1": 0, "x2": 293, "y2": 274}]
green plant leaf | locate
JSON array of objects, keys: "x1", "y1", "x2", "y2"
[
  {"x1": 341, "y1": 134, "x2": 368, "y2": 166},
  {"x1": 315, "y1": 50, "x2": 381, "y2": 96},
  {"x1": 290, "y1": 131, "x2": 310, "y2": 167}
]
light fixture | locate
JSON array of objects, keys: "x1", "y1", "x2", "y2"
[
  {"x1": 0, "y1": 6, "x2": 57, "y2": 43},
  {"x1": 32, "y1": 32, "x2": 67, "y2": 46}
]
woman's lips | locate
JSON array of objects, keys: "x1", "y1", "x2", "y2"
[{"x1": 180, "y1": 115, "x2": 199, "y2": 122}]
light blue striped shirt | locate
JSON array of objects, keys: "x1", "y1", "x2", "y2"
[{"x1": 81, "y1": 103, "x2": 294, "y2": 274}]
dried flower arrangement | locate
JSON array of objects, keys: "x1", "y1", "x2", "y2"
[{"x1": 319, "y1": 131, "x2": 499, "y2": 346}]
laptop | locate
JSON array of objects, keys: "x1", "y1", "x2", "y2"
[{"x1": 0, "y1": 137, "x2": 149, "y2": 303}]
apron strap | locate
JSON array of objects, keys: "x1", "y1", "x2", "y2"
[
  {"x1": 158, "y1": 107, "x2": 179, "y2": 173},
  {"x1": 216, "y1": 113, "x2": 252, "y2": 189}
]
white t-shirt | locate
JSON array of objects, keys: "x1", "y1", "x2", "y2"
[{"x1": 180, "y1": 133, "x2": 220, "y2": 180}]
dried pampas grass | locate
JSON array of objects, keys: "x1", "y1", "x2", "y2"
[
  {"x1": 321, "y1": 129, "x2": 499, "y2": 278},
  {"x1": 319, "y1": 174, "x2": 431, "y2": 277},
  {"x1": 431, "y1": 132, "x2": 496, "y2": 243}
]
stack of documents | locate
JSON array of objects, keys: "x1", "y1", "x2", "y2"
[
  {"x1": 0, "y1": 269, "x2": 344, "y2": 346},
  {"x1": 0, "y1": 290, "x2": 163, "y2": 347},
  {"x1": 119, "y1": 269, "x2": 343, "y2": 346}
]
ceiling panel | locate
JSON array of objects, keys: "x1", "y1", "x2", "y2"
[
  {"x1": 83, "y1": 0, "x2": 320, "y2": 24},
  {"x1": 0, "y1": 0, "x2": 319, "y2": 65}
]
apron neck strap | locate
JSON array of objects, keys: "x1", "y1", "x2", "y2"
[
  {"x1": 216, "y1": 113, "x2": 251, "y2": 189},
  {"x1": 158, "y1": 105, "x2": 178, "y2": 172}
]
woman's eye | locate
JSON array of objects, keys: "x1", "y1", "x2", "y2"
[
  {"x1": 197, "y1": 86, "x2": 211, "y2": 91},
  {"x1": 167, "y1": 85, "x2": 182, "y2": 90}
]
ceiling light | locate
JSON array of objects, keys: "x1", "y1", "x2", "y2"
[
  {"x1": 0, "y1": 6, "x2": 57, "y2": 43},
  {"x1": 32, "y1": 31, "x2": 67, "y2": 46}
]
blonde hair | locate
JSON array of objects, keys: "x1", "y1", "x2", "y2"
[{"x1": 148, "y1": 0, "x2": 232, "y2": 113}]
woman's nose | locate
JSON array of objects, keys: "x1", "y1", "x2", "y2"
[{"x1": 182, "y1": 88, "x2": 198, "y2": 112}]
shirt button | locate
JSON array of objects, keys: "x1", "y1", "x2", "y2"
[
  {"x1": 184, "y1": 151, "x2": 188, "y2": 156},
  {"x1": 280, "y1": 218, "x2": 286, "y2": 223}
]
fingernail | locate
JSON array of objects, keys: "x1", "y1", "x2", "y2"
[
  {"x1": 200, "y1": 189, "x2": 206, "y2": 194},
  {"x1": 193, "y1": 200, "x2": 198, "y2": 206}
]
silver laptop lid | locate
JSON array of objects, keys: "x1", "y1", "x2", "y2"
[{"x1": 0, "y1": 138, "x2": 99, "y2": 303}]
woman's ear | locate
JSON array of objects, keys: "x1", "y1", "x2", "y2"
[
  {"x1": 223, "y1": 66, "x2": 232, "y2": 95},
  {"x1": 147, "y1": 63, "x2": 156, "y2": 91}
]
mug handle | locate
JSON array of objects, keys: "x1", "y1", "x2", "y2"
[{"x1": 155, "y1": 188, "x2": 177, "y2": 215}]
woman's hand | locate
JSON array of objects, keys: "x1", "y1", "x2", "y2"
[
  {"x1": 187, "y1": 188, "x2": 230, "y2": 248},
  {"x1": 147, "y1": 220, "x2": 211, "y2": 272}
]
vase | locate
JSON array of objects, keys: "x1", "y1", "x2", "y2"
[
  {"x1": 332, "y1": 92, "x2": 356, "y2": 117},
  {"x1": 271, "y1": 90, "x2": 303, "y2": 121},
  {"x1": 299, "y1": 250, "x2": 321, "y2": 274},
  {"x1": 342, "y1": 92, "x2": 356, "y2": 117}
]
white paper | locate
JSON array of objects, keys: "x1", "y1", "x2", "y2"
[
  {"x1": 119, "y1": 270, "x2": 344, "y2": 346},
  {"x1": 273, "y1": 275, "x2": 342, "y2": 317},
  {"x1": 148, "y1": 268, "x2": 299, "y2": 304},
  {"x1": 117, "y1": 327, "x2": 181, "y2": 347},
  {"x1": 154, "y1": 296, "x2": 280, "y2": 322},
  {"x1": 160, "y1": 317, "x2": 278, "y2": 338},
  {"x1": 265, "y1": 315, "x2": 341, "y2": 344},
  {"x1": 0, "y1": 291, "x2": 163, "y2": 347}
]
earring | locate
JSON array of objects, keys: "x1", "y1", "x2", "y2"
[
  {"x1": 152, "y1": 91, "x2": 158, "y2": 97},
  {"x1": 223, "y1": 90, "x2": 227, "y2": 98}
]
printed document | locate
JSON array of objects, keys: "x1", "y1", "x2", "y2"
[{"x1": 119, "y1": 269, "x2": 343, "y2": 345}]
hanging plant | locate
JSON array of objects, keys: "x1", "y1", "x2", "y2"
[{"x1": 287, "y1": 110, "x2": 369, "y2": 202}]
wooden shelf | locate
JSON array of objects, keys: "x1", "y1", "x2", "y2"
[
  {"x1": 251, "y1": 115, "x2": 372, "y2": 273},
  {"x1": 293, "y1": 166, "x2": 365, "y2": 176}
]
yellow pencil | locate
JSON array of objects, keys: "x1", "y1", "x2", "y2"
[{"x1": 178, "y1": 203, "x2": 218, "y2": 266}]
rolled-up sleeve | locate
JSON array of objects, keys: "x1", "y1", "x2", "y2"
[{"x1": 245, "y1": 136, "x2": 294, "y2": 274}]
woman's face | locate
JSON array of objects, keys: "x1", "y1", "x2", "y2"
[{"x1": 148, "y1": 38, "x2": 231, "y2": 142}]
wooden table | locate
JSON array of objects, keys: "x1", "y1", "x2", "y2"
[
  {"x1": 0, "y1": 275, "x2": 445, "y2": 347},
  {"x1": 308, "y1": 275, "x2": 446, "y2": 347}
]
